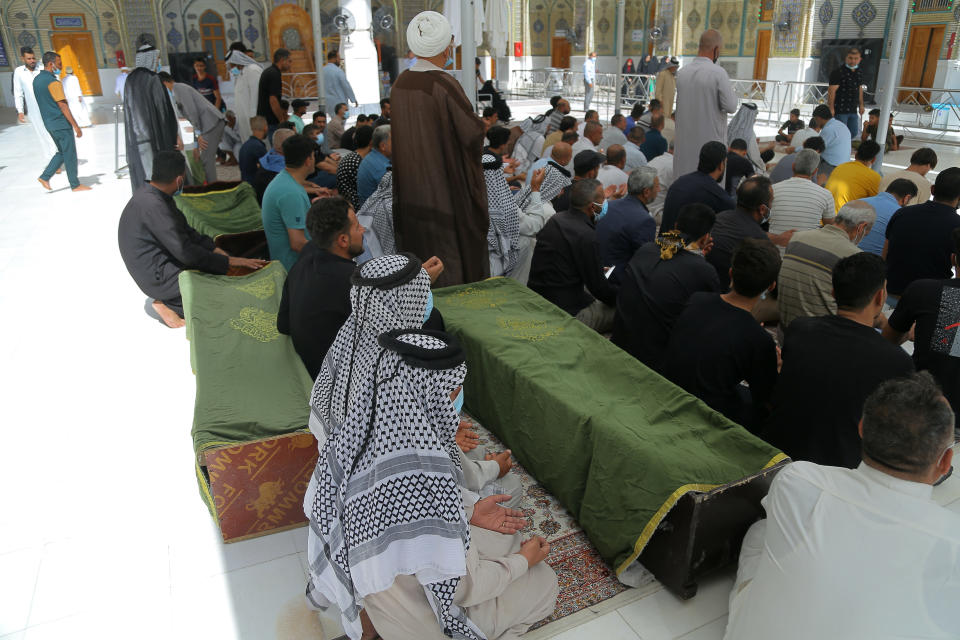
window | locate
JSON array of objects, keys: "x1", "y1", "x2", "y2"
[{"x1": 200, "y1": 10, "x2": 226, "y2": 77}]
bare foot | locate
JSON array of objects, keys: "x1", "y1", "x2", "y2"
[
  {"x1": 152, "y1": 301, "x2": 186, "y2": 328},
  {"x1": 38, "y1": 177, "x2": 51, "y2": 190},
  {"x1": 72, "y1": 184, "x2": 92, "y2": 192}
]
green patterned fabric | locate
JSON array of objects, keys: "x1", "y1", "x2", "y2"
[
  {"x1": 174, "y1": 181, "x2": 263, "y2": 238},
  {"x1": 433, "y1": 277, "x2": 786, "y2": 575},
  {"x1": 180, "y1": 261, "x2": 313, "y2": 461}
]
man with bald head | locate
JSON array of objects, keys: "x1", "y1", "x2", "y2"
[
  {"x1": 674, "y1": 29, "x2": 738, "y2": 177},
  {"x1": 570, "y1": 121, "x2": 603, "y2": 172}
]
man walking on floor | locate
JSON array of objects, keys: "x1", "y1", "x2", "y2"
[
  {"x1": 14, "y1": 46, "x2": 57, "y2": 160},
  {"x1": 34, "y1": 52, "x2": 90, "y2": 192}
]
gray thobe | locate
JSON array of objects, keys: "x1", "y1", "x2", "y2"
[
  {"x1": 363, "y1": 501, "x2": 559, "y2": 640},
  {"x1": 672, "y1": 57, "x2": 738, "y2": 177},
  {"x1": 323, "y1": 62, "x2": 357, "y2": 117},
  {"x1": 171, "y1": 82, "x2": 226, "y2": 183}
]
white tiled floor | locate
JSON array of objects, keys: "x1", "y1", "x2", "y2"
[{"x1": 0, "y1": 103, "x2": 957, "y2": 640}]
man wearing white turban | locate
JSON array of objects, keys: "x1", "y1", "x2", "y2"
[{"x1": 390, "y1": 11, "x2": 489, "y2": 286}]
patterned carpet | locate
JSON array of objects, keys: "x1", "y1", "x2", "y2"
[{"x1": 462, "y1": 415, "x2": 649, "y2": 626}]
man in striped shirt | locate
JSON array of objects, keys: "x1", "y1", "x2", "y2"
[
  {"x1": 777, "y1": 200, "x2": 876, "y2": 329},
  {"x1": 769, "y1": 149, "x2": 836, "y2": 242}
]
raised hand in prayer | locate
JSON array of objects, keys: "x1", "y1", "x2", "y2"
[
  {"x1": 519, "y1": 536, "x2": 551, "y2": 567},
  {"x1": 603, "y1": 184, "x2": 618, "y2": 200},
  {"x1": 470, "y1": 494, "x2": 528, "y2": 534},
  {"x1": 423, "y1": 256, "x2": 444, "y2": 283},
  {"x1": 530, "y1": 168, "x2": 546, "y2": 192},
  {"x1": 456, "y1": 420, "x2": 480, "y2": 452},
  {"x1": 485, "y1": 450, "x2": 513, "y2": 478}
]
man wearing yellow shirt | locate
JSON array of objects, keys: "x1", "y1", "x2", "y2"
[{"x1": 825, "y1": 139, "x2": 880, "y2": 212}]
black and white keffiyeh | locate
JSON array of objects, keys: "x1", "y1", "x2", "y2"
[
  {"x1": 483, "y1": 152, "x2": 521, "y2": 275},
  {"x1": 305, "y1": 329, "x2": 485, "y2": 640},
  {"x1": 728, "y1": 103, "x2": 765, "y2": 172},
  {"x1": 307, "y1": 253, "x2": 431, "y2": 448},
  {"x1": 518, "y1": 160, "x2": 570, "y2": 210},
  {"x1": 361, "y1": 169, "x2": 396, "y2": 255}
]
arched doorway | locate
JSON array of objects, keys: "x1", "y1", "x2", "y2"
[{"x1": 200, "y1": 10, "x2": 227, "y2": 77}]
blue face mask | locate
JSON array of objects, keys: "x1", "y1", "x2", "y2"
[
  {"x1": 453, "y1": 388, "x2": 464, "y2": 413},
  {"x1": 174, "y1": 177, "x2": 184, "y2": 197},
  {"x1": 230, "y1": 66, "x2": 241, "y2": 77},
  {"x1": 315, "y1": 133, "x2": 324, "y2": 146},
  {"x1": 593, "y1": 200, "x2": 608, "y2": 222},
  {"x1": 423, "y1": 290, "x2": 434, "y2": 322},
  {"x1": 166, "y1": 88, "x2": 174, "y2": 101},
  {"x1": 846, "y1": 63, "x2": 859, "y2": 70}
]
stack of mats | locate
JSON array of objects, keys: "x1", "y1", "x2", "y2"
[
  {"x1": 180, "y1": 261, "x2": 318, "y2": 542},
  {"x1": 433, "y1": 278, "x2": 787, "y2": 589},
  {"x1": 174, "y1": 181, "x2": 263, "y2": 239}
]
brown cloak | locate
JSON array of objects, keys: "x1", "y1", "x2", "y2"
[{"x1": 391, "y1": 65, "x2": 489, "y2": 287}]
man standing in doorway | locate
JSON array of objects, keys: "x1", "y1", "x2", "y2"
[
  {"x1": 583, "y1": 51, "x2": 597, "y2": 112},
  {"x1": 391, "y1": 11, "x2": 488, "y2": 286},
  {"x1": 673, "y1": 30, "x2": 738, "y2": 177},
  {"x1": 34, "y1": 52, "x2": 91, "y2": 192},
  {"x1": 257, "y1": 48, "x2": 293, "y2": 139},
  {"x1": 323, "y1": 49, "x2": 357, "y2": 121},
  {"x1": 14, "y1": 46, "x2": 56, "y2": 159},
  {"x1": 828, "y1": 47, "x2": 865, "y2": 139}
]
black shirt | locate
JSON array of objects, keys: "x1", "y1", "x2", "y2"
[
  {"x1": 707, "y1": 208, "x2": 771, "y2": 291},
  {"x1": 239, "y1": 136, "x2": 266, "y2": 184},
  {"x1": 117, "y1": 184, "x2": 229, "y2": 312},
  {"x1": 528, "y1": 208, "x2": 619, "y2": 316},
  {"x1": 277, "y1": 243, "x2": 356, "y2": 379},
  {"x1": 888, "y1": 278, "x2": 960, "y2": 426},
  {"x1": 725, "y1": 151, "x2": 755, "y2": 196},
  {"x1": 780, "y1": 119, "x2": 805, "y2": 135},
  {"x1": 256, "y1": 65, "x2": 283, "y2": 125},
  {"x1": 885, "y1": 201, "x2": 960, "y2": 295},
  {"x1": 660, "y1": 292, "x2": 778, "y2": 430},
  {"x1": 612, "y1": 242, "x2": 721, "y2": 370},
  {"x1": 828, "y1": 65, "x2": 863, "y2": 115},
  {"x1": 764, "y1": 315, "x2": 914, "y2": 468},
  {"x1": 340, "y1": 126, "x2": 358, "y2": 151},
  {"x1": 660, "y1": 171, "x2": 735, "y2": 237}
]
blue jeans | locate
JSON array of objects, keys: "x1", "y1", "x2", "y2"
[
  {"x1": 40, "y1": 128, "x2": 79, "y2": 189},
  {"x1": 836, "y1": 112, "x2": 860, "y2": 139}
]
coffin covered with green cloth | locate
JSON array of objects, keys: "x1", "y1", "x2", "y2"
[
  {"x1": 180, "y1": 262, "x2": 318, "y2": 542},
  {"x1": 174, "y1": 181, "x2": 263, "y2": 239},
  {"x1": 433, "y1": 278, "x2": 787, "y2": 595}
]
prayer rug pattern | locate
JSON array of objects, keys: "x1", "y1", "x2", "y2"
[{"x1": 463, "y1": 414, "x2": 650, "y2": 625}]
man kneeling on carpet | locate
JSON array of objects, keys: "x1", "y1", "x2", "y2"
[
  {"x1": 308, "y1": 253, "x2": 517, "y2": 503},
  {"x1": 724, "y1": 371, "x2": 960, "y2": 639},
  {"x1": 118, "y1": 150, "x2": 267, "y2": 328},
  {"x1": 304, "y1": 328, "x2": 559, "y2": 640}
]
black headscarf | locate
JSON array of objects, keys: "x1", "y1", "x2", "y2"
[{"x1": 123, "y1": 68, "x2": 178, "y2": 192}]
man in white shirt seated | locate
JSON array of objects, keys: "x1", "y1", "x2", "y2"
[
  {"x1": 600, "y1": 113, "x2": 628, "y2": 150},
  {"x1": 646, "y1": 140, "x2": 674, "y2": 226},
  {"x1": 725, "y1": 371, "x2": 960, "y2": 640},
  {"x1": 624, "y1": 126, "x2": 647, "y2": 172},
  {"x1": 568, "y1": 121, "x2": 603, "y2": 172},
  {"x1": 597, "y1": 145, "x2": 628, "y2": 191}
]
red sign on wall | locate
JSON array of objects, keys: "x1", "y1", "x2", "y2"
[
  {"x1": 514, "y1": 42, "x2": 523, "y2": 57},
  {"x1": 115, "y1": 50, "x2": 125, "y2": 67}
]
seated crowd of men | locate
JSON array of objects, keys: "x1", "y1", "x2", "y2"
[{"x1": 116, "y1": 51, "x2": 960, "y2": 639}]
